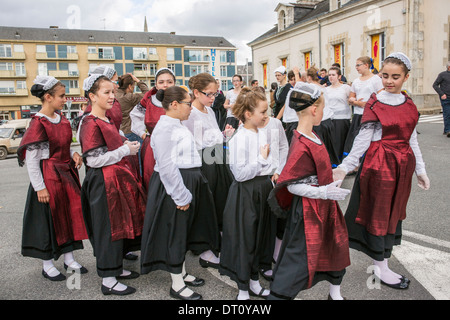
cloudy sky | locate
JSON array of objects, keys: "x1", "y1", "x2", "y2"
[{"x1": 1, "y1": 0, "x2": 283, "y2": 64}]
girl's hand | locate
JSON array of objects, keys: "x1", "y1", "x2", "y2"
[
  {"x1": 271, "y1": 173, "x2": 279, "y2": 183},
  {"x1": 37, "y1": 188, "x2": 50, "y2": 203},
  {"x1": 177, "y1": 204, "x2": 190, "y2": 211},
  {"x1": 417, "y1": 174, "x2": 430, "y2": 190},
  {"x1": 223, "y1": 124, "x2": 235, "y2": 138},
  {"x1": 72, "y1": 152, "x2": 83, "y2": 169},
  {"x1": 260, "y1": 144, "x2": 270, "y2": 159},
  {"x1": 125, "y1": 141, "x2": 140, "y2": 155}
]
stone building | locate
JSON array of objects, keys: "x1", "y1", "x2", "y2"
[{"x1": 248, "y1": 0, "x2": 450, "y2": 110}]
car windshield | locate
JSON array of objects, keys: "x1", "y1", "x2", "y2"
[{"x1": 0, "y1": 128, "x2": 13, "y2": 138}]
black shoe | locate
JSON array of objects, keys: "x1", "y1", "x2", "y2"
[
  {"x1": 259, "y1": 269, "x2": 273, "y2": 281},
  {"x1": 249, "y1": 287, "x2": 269, "y2": 299},
  {"x1": 42, "y1": 268, "x2": 66, "y2": 282},
  {"x1": 170, "y1": 285, "x2": 203, "y2": 300},
  {"x1": 377, "y1": 275, "x2": 410, "y2": 290},
  {"x1": 64, "y1": 263, "x2": 88, "y2": 274},
  {"x1": 124, "y1": 252, "x2": 138, "y2": 261},
  {"x1": 116, "y1": 270, "x2": 140, "y2": 280},
  {"x1": 327, "y1": 294, "x2": 348, "y2": 300},
  {"x1": 199, "y1": 257, "x2": 219, "y2": 269},
  {"x1": 101, "y1": 282, "x2": 136, "y2": 296},
  {"x1": 183, "y1": 273, "x2": 205, "y2": 287}
]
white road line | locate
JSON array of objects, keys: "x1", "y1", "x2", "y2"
[
  {"x1": 393, "y1": 240, "x2": 450, "y2": 300},
  {"x1": 403, "y1": 230, "x2": 450, "y2": 250}
]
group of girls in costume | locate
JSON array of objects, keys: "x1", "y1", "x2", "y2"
[{"x1": 18, "y1": 51, "x2": 430, "y2": 300}]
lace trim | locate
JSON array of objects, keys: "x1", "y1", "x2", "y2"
[
  {"x1": 85, "y1": 146, "x2": 108, "y2": 157},
  {"x1": 297, "y1": 175, "x2": 318, "y2": 186},
  {"x1": 136, "y1": 103, "x2": 146, "y2": 114},
  {"x1": 26, "y1": 141, "x2": 49, "y2": 151},
  {"x1": 360, "y1": 121, "x2": 382, "y2": 131}
]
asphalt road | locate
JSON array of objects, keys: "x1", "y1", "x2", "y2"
[{"x1": 0, "y1": 120, "x2": 449, "y2": 307}]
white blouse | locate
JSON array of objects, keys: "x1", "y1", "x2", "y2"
[
  {"x1": 227, "y1": 126, "x2": 272, "y2": 182},
  {"x1": 325, "y1": 84, "x2": 352, "y2": 120},
  {"x1": 151, "y1": 115, "x2": 202, "y2": 206},
  {"x1": 26, "y1": 113, "x2": 76, "y2": 192},
  {"x1": 225, "y1": 89, "x2": 239, "y2": 118},
  {"x1": 338, "y1": 90, "x2": 426, "y2": 176},
  {"x1": 350, "y1": 75, "x2": 384, "y2": 115},
  {"x1": 258, "y1": 117, "x2": 289, "y2": 176},
  {"x1": 182, "y1": 106, "x2": 224, "y2": 150}
]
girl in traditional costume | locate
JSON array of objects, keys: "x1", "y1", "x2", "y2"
[
  {"x1": 333, "y1": 53, "x2": 430, "y2": 290},
  {"x1": 79, "y1": 75, "x2": 146, "y2": 296},
  {"x1": 18, "y1": 76, "x2": 88, "y2": 282},
  {"x1": 267, "y1": 82, "x2": 351, "y2": 300},
  {"x1": 140, "y1": 86, "x2": 220, "y2": 300}
]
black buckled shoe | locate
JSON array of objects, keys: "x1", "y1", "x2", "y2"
[
  {"x1": 376, "y1": 275, "x2": 410, "y2": 290},
  {"x1": 199, "y1": 257, "x2": 219, "y2": 269},
  {"x1": 170, "y1": 285, "x2": 203, "y2": 300},
  {"x1": 183, "y1": 273, "x2": 205, "y2": 287},
  {"x1": 64, "y1": 263, "x2": 88, "y2": 274},
  {"x1": 42, "y1": 268, "x2": 66, "y2": 281},
  {"x1": 249, "y1": 287, "x2": 269, "y2": 299},
  {"x1": 116, "y1": 270, "x2": 140, "y2": 280},
  {"x1": 101, "y1": 282, "x2": 136, "y2": 296}
]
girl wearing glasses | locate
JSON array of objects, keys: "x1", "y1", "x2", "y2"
[
  {"x1": 343, "y1": 56, "x2": 383, "y2": 162},
  {"x1": 130, "y1": 68, "x2": 176, "y2": 191},
  {"x1": 223, "y1": 74, "x2": 244, "y2": 130},
  {"x1": 140, "y1": 86, "x2": 220, "y2": 300},
  {"x1": 182, "y1": 73, "x2": 235, "y2": 269}
]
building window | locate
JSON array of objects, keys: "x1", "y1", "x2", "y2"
[
  {"x1": 149, "y1": 47, "x2": 157, "y2": 55},
  {"x1": 67, "y1": 46, "x2": 77, "y2": 54},
  {"x1": 36, "y1": 45, "x2": 46, "y2": 53},
  {"x1": 0, "y1": 44, "x2": 12, "y2": 58},
  {"x1": 304, "y1": 52, "x2": 312, "y2": 70},
  {"x1": 134, "y1": 63, "x2": 147, "y2": 72},
  {"x1": 168, "y1": 63, "x2": 175, "y2": 73},
  {"x1": 0, "y1": 81, "x2": 15, "y2": 94},
  {"x1": 133, "y1": 47, "x2": 147, "y2": 60},
  {"x1": 333, "y1": 43, "x2": 345, "y2": 74},
  {"x1": 220, "y1": 51, "x2": 227, "y2": 63},
  {"x1": 69, "y1": 80, "x2": 78, "y2": 88},
  {"x1": 149, "y1": 63, "x2": 157, "y2": 76},
  {"x1": 220, "y1": 65, "x2": 227, "y2": 77},
  {"x1": 221, "y1": 80, "x2": 228, "y2": 91},
  {"x1": 0, "y1": 62, "x2": 13, "y2": 71},
  {"x1": 17, "y1": 81, "x2": 27, "y2": 90},
  {"x1": 98, "y1": 47, "x2": 114, "y2": 59},
  {"x1": 371, "y1": 33, "x2": 385, "y2": 72},
  {"x1": 14, "y1": 45, "x2": 24, "y2": 53},
  {"x1": 88, "y1": 46, "x2": 97, "y2": 54},
  {"x1": 167, "y1": 48, "x2": 175, "y2": 61},
  {"x1": 188, "y1": 50, "x2": 209, "y2": 62},
  {"x1": 281, "y1": 57, "x2": 288, "y2": 69},
  {"x1": 262, "y1": 63, "x2": 268, "y2": 89},
  {"x1": 15, "y1": 62, "x2": 26, "y2": 76},
  {"x1": 38, "y1": 63, "x2": 48, "y2": 76}
]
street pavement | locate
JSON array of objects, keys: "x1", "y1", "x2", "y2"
[{"x1": 0, "y1": 118, "x2": 449, "y2": 306}]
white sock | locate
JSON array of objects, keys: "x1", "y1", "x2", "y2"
[
  {"x1": 249, "y1": 279, "x2": 270, "y2": 296},
  {"x1": 64, "y1": 252, "x2": 82, "y2": 269},
  {"x1": 373, "y1": 260, "x2": 401, "y2": 285},
  {"x1": 329, "y1": 284, "x2": 343, "y2": 300},
  {"x1": 182, "y1": 262, "x2": 195, "y2": 282},
  {"x1": 170, "y1": 273, "x2": 194, "y2": 297},
  {"x1": 273, "y1": 237, "x2": 282, "y2": 262},
  {"x1": 200, "y1": 250, "x2": 220, "y2": 263},
  {"x1": 43, "y1": 260, "x2": 60, "y2": 277},
  {"x1": 120, "y1": 269, "x2": 131, "y2": 277},
  {"x1": 382, "y1": 258, "x2": 402, "y2": 279},
  {"x1": 237, "y1": 290, "x2": 250, "y2": 300},
  {"x1": 102, "y1": 277, "x2": 127, "y2": 291}
]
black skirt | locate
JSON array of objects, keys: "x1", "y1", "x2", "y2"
[
  {"x1": 284, "y1": 121, "x2": 298, "y2": 145},
  {"x1": 344, "y1": 157, "x2": 402, "y2": 261},
  {"x1": 332, "y1": 119, "x2": 350, "y2": 165},
  {"x1": 343, "y1": 114, "x2": 363, "y2": 157},
  {"x1": 313, "y1": 118, "x2": 340, "y2": 167},
  {"x1": 268, "y1": 196, "x2": 346, "y2": 300},
  {"x1": 22, "y1": 184, "x2": 84, "y2": 261},
  {"x1": 81, "y1": 168, "x2": 141, "y2": 278},
  {"x1": 219, "y1": 175, "x2": 276, "y2": 291},
  {"x1": 140, "y1": 168, "x2": 220, "y2": 275},
  {"x1": 200, "y1": 145, "x2": 233, "y2": 232}
]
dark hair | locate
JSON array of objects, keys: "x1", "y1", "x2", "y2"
[
  {"x1": 156, "y1": 86, "x2": 189, "y2": 110},
  {"x1": 270, "y1": 82, "x2": 278, "y2": 91},
  {"x1": 251, "y1": 79, "x2": 258, "y2": 85},
  {"x1": 381, "y1": 57, "x2": 409, "y2": 75},
  {"x1": 188, "y1": 73, "x2": 216, "y2": 92},
  {"x1": 31, "y1": 82, "x2": 66, "y2": 102},
  {"x1": 288, "y1": 70, "x2": 295, "y2": 81},
  {"x1": 328, "y1": 66, "x2": 342, "y2": 76},
  {"x1": 332, "y1": 63, "x2": 341, "y2": 68},
  {"x1": 232, "y1": 87, "x2": 267, "y2": 123},
  {"x1": 156, "y1": 69, "x2": 176, "y2": 82},
  {"x1": 118, "y1": 74, "x2": 135, "y2": 90},
  {"x1": 232, "y1": 74, "x2": 243, "y2": 81},
  {"x1": 85, "y1": 75, "x2": 112, "y2": 101}
]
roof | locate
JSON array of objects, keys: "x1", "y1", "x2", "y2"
[
  {"x1": 248, "y1": 0, "x2": 330, "y2": 46},
  {"x1": 0, "y1": 26, "x2": 236, "y2": 48}
]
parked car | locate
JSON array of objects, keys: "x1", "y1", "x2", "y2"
[{"x1": 0, "y1": 119, "x2": 31, "y2": 160}]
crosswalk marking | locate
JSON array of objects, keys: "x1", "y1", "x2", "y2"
[{"x1": 419, "y1": 115, "x2": 443, "y2": 124}]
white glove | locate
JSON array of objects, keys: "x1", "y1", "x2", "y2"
[
  {"x1": 323, "y1": 180, "x2": 351, "y2": 201},
  {"x1": 125, "y1": 141, "x2": 140, "y2": 156},
  {"x1": 417, "y1": 174, "x2": 430, "y2": 190}
]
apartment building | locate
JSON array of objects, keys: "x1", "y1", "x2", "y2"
[{"x1": 0, "y1": 26, "x2": 237, "y2": 120}]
